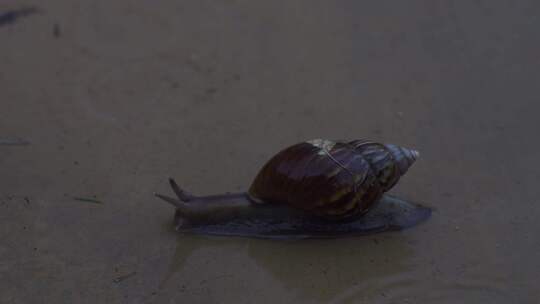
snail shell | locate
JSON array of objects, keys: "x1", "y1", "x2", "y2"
[{"x1": 248, "y1": 139, "x2": 419, "y2": 221}]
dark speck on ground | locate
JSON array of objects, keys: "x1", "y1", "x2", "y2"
[{"x1": 53, "y1": 23, "x2": 61, "y2": 38}]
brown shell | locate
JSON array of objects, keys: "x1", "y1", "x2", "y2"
[{"x1": 248, "y1": 139, "x2": 418, "y2": 221}]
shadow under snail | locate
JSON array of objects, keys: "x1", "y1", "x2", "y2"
[{"x1": 156, "y1": 139, "x2": 431, "y2": 239}]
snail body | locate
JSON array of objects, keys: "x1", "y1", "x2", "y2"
[{"x1": 156, "y1": 139, "x2": 430, "y2": 239}]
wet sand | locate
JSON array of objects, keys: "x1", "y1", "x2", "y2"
[{"x1": 1, "y1": 1, "x2": 539, "y2": 303}]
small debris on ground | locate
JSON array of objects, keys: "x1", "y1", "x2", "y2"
[
  {"x1": 73, "y1": 197, "x2": 103, "y2": 204},
  {"x1": 53, "y1": 23, "x2": 61, "y2": 37},
  {"x1": 113, "y1": 272, "x2": 137, "y2": 283},
  {"x1": 0, "y1": 138, "x2": 30, "y2": 146}
]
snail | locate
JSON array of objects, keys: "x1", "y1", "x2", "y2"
[{"x1": 155, "y1": 139, "x2": 431, "y2": 239}]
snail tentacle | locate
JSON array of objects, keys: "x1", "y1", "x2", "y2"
[
  {"x1": 154, "y1": 192, "x2": 199, "y2": 221},
  {"x1": 166, "y1": 178, "x2": 248, "y2": 203},
  {"x1": 157, "y1": 179, "x2": 254, "y2": 224},
  {"x1": 155, "y1": 179, "x2": 200, "y2": 216},
  {"x1": 168, "y1": 178, "x2": 194, "y2": 201},
  {"x1": 154, "y1": 193, "x2": 184, "y2": 208}
]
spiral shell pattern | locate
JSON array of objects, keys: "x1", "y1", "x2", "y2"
[{"x1": 248, "y1": 139, "x2": 419, "y2": 220}]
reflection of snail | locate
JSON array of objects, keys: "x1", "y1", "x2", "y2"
[{"x1": 156, "y1": 139, "x2": 431, "y2": 239}]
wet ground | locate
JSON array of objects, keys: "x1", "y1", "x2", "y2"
[{"x1": 1, "y1": 1, "x2": 539, "y2": 303}]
